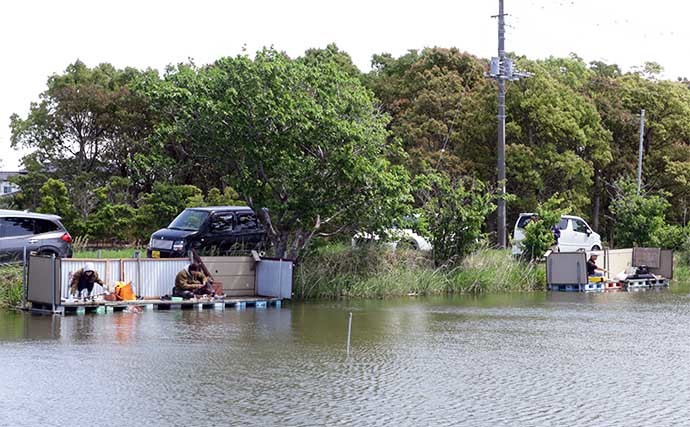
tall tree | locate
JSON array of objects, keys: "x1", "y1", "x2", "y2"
[
  {"x1": 367, "y1": 48, "x2": 495, "y2": 181},
  {"x1": 504, "y1": 55, "x2": 612, "y2": 223},
  {"x1": 10, "y1": 60, "x2": 158, "y2": 215},
  {"x1": 144, "y1": 48, "x2": 412, "y2": 259}
]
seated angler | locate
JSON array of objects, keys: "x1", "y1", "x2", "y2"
[
  {"x1": 173, "y1": 263, "x2": 215, "y2": 299},
  {"x1": 587, "y1": 253, "x2": 608, "y2": 277}
]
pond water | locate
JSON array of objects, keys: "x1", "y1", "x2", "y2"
[{"x1": 2, "y1": 289, "x2": 690, "y2": 426}]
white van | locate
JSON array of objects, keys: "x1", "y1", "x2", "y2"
[{"x1": 511, "y1": 213, "x2": 602, "y2": 255}]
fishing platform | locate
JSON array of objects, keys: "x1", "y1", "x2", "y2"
[
  {"x1": 53, "y1": 296, "x2": 283, "y2": 315},
  {"x1": 546, "y1": 247, "x2": 673, "y2": 293},
  {"x1": 22, "y1": 253, "x2": 293, "y2": 315}
]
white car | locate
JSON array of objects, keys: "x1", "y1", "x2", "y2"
[
  {"x1": 352, "y1": 228, "x2": 432, "y2": 251},
  {"x1": 511, "y1": 213, "x2": 602, "y2": 255}
]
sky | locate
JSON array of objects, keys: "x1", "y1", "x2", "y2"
[{"x1": 2, "y1": 0, "x2": 689, "y2": 170}]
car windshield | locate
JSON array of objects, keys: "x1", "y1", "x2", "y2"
[{"x1": 168, "y1": 210, "x2": 209, "y2": 231}]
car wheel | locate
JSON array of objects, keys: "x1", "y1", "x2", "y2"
[{"x1": 591, "y1": 245, "x2": 601, "y2": 251}]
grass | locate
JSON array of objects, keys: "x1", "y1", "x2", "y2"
[
  {"x1": 0, "y1": 265, "x2": 23, "y2": 308},
  {"x1": 73, "y1": 248, "x2": 142, "y2": 259},
  {"x1": 294, "y1": 243, "x2": 545, "y2": 299}
]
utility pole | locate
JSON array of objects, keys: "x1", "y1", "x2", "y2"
[
  {"x1": 497, "y1": 0, "x2": 507, "y2": 249},
  {"x1": 637, "y1": 109, "x2": 645, "y2": 195},
  {"x1": 488, "y1": 0, "x2": 530, "y2": 248}
]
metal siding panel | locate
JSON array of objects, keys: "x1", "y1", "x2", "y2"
[
  {"x1": 138, "y1": 259, "x2": 190, "y2": 297},
  {"x1": 55, "y1": 257, "x2": 258, "y2": 299},
  {"x1": 28, "y1": 256, "x2": 58, "y2": 304},
  {"x1": 546, "y1": 252, "x2": 587, "y2": 285},
  {"x1": 59, "y1": 259, "x2": 110, "y2": 298},
  {"x1": 607, "y1": 249, "x2": 633, "y2": 277},
  {"x1": 649, "y1": 249, "x2": 673, "y2": 279},
  {"x1": 256, "y1": 259, "x2": 293, "y2": 298},
  {"x1": 257, "y1": 260, "x2": 280, "y2": 297},
  {"x1": 214, "y1": 275, "x2": 255, "y2": 291},
  {"x1": 281, "y1": 261, "x2": 293, "y2": 299},
  {"x1": 632, "y1": 247, "x2": 661, "y2": 268},
  {"x1": 201, "y1": 257, "x2": 255, "y2": 276}
]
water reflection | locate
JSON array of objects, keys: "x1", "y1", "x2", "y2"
[
  {"x1": 2, "y1": 291, "x2": 690, "y2": 426},
  {"x1": 0, "y1": 311, "x2": 61, "y2": 341}
]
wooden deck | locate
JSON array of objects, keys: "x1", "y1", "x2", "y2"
[{"x1": 31, "y1": 296, "x2": 283, "y2": 314}]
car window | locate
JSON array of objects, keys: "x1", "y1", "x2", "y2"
[
  {"x1": 210, "y1": 213, "x2": 234, "y2": 233},
  {"x1": 516, "y1": 215, "x2": 536, "y2": 229},
  {"x1": 168, "y1": 210, "x2": 209, "y2": 231},
  {"x1": 237, "y1": 213, "x2": 258, "y2": 230},
  {"x1": 1, "y1": 217, "x2": 34, "y2": 237},
  {"x1": 35, "y1": 219, "x2": 61, "y2": 234},
  {"x1": 573, "y1": 219, "x2": 589, "y2": 234},
  {"x1": 557, "y1": 218, "x2": 568, "y2": 230}
]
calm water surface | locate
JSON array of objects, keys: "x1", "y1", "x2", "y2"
[{"x1": 2, "y1": 289, "x2": 690, "y2": 426}]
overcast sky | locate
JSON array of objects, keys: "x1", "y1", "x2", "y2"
[{"x1": 1, "y1": 0, "x2": 689, "y2": 169}]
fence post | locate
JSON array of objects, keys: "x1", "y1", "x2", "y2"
[
  {"x1": 51, "y1": 254, "x2": 57, "y2": 313},
  {"x1": 22, "y1": 246, "x2": 28, "y2": 309},
  {"x1": 346, "y1": 312, "x2": 353, "y2": 356},
  {"x1": 135, "y1": 251, "x2": 141, "y2": 298}
]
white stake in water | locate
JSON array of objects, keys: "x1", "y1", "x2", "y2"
[{"x1": 346, "y1": 312, "x2": 353, "y2": 356}]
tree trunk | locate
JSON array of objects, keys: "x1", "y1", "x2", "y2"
[
  {"x1": 592, "y1": 171, "x2": 601, "y2": 231},
  {"x1": 272, "y1": 234, "x2": 287, "y2": 260}
]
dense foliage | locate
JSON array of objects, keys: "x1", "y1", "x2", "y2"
[
  {"x1": 416, "y1": 173, "x2": 496, "y2": 265},
  {"x1": 520, "y1": 196, "x2": 568, "y2": 261},
  {"x1": 8, "y1": 45, "x2": 690, "y2": 260}
]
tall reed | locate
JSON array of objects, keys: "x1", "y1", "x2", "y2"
[{"x1": 294, "y1": 243, "x2": 545, "y2": 299}]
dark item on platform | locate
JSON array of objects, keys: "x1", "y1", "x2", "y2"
[{"x1": 628, "y1": 265, "x2": 655, "y2": 280}]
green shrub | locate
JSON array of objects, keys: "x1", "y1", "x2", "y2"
[
  {"x1": 0, "y1": 265, "x2": 23, "y2": 308},
  {"x1": 416, "y1": 173, "x2": 496, "y2": 266},
  {"x1": 520, "y1": 195, "x2": 567, "y2": 262}
]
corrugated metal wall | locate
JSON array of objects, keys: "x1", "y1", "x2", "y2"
[
  {"x1": 60, "y1": 258, "x2": 189, "y2": 298},
  {"x1": 60, "y1": 259, "x2": 115, "y2": 298},
  {"x1": 59, "y1": 257, "x2": 264, "y2": 298},
  {"x1": 256, "y1": 259, "x2": 293, "y2": 299}
]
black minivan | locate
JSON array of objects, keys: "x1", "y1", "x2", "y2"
[{"x1": 146, "y1": 206, "x2": 265, "y2": 258}]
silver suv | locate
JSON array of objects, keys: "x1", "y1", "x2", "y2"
[{"x1": 0, "y1": 209, "x2": 73, "y2": 263}]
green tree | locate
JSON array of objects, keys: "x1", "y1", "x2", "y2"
[
  {"x1": 134, "y1": 184, "x2": 204, "y2": 240},
  {"x1": 368, "y1": 48, "x2": 495, "y2": 180},
  {"x1": 417, "y1": 173, "x2": 496, "y2": 265},
  {"x1": 10, "y1": 61, "x2": 159, "y2": 216},
  {"x1": 37, "y1": 179, "x2": 80, "y2": 233},
  {"x1": 144, "y1": 48, "x2": 412, "y2": 260},
  {"x1": 609, "y1": 178, "x2": 670, "y2": 247},
  {"x1": 505, "y1": 56, "x2": 612, "y2": 220}
]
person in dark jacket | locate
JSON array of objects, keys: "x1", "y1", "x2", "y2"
[
  {"x1": 173, "y1": 263, "x2": 214, "y2": 299},
  {"x1": 70, "y1": 262, "x2": 105, "y2": 299},
  {"x1": 587, "y1": 254, "x2": 608, "y2": 277}
]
